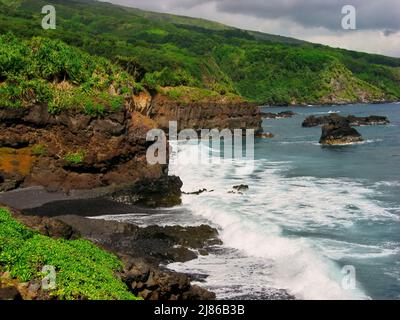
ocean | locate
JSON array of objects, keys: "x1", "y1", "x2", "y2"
[{"x1": 111, "y1": 103, "x2": 400, "y2": 300}]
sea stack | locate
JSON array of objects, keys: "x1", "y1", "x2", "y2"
[{"x1": 320, "y1": 122, "x2": 363, "y2": 145}]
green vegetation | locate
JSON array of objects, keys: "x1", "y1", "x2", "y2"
[
  {"x1": 0, "y1": 0, "x2": 399, "y2": 105},
  {"x1": 0, "y1": 207, "x2": 137, "y2": 300},
  {"x1": 160, "y1": 86, "x2": 240, "y2": 103},
  {"x1": 0, "y1": 32, "x2": 135, "y2": 113},
  {"x1": 31, "y1": 143, "x2": 47, "y2": 157},
  {"x1": 63, "y1": 150, "x2": 85, "y2": 165}
]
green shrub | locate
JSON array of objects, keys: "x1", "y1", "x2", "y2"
[
  {"x1": 63, "y1": 151, "x2": 85, "y2": 165},
  {"x1": 0, "y1": 207, "x2": 137, "y2": 300},
  {"x1": 0, "y1": 34, "x2": 136, "y2": 113}
]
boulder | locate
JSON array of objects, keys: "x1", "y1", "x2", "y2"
[
  {"x1": 233, "y1": 185, "x2": 249, "y2": 192},
  {"x1": 111, "y1": 176, "x2": 183, "y2": 208},
  {"x1": 122, "y1": 257, "x2": 215, "y2": 300},
  {"x1": 320, "y1": 123, "x2": 363, "y2": 145}
]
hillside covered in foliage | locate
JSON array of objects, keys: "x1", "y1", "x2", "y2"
[
  {"x1": 0, "y1": 33, "x2": 138, "y2": 114},
  {"x1": 0, "y1": 0, "x2": 399, "y2": 105}
]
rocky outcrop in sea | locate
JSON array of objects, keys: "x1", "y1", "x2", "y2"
[
  {"x1": 261, "y1": 111, "x2": 296, "y2": 119},
  {"x1": 319, "y1": 123, "x2": 364, "y2": 145},
  {"x1": 302, "y1": 113, "x2": 390, "y2": 128}
]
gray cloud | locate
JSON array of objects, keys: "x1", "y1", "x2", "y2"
[
  {"x1": 215, "y1": 0, "x2": 400, "y2": 32},
  {"x1": 108, "y1": 0, "x2": 400, "y2": 31}
]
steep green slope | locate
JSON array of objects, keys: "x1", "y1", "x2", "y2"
[{"x1": 0, "y1": 0, "x2": 399, "y2": 105}]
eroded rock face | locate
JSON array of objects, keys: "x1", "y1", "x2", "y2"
[
  {"x1": 0, "y1": 105, "x2": 167, "y2": 194},
  {"x1": 147, "y1": 94, "x2": 263, "y2": 134},
  {"x1": 303, "y1": 113, "x2": 390, "y2": 128}
]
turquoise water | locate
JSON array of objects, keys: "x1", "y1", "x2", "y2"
[
  {"x1": 165, "y1": 103, "x2": 400, "y2": 300},
  {"x1": 256, "y1": 103, "x2": 400, "y2": 299}
]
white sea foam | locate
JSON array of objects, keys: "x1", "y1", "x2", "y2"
[
  {"x1": 313, "y1": 239, "x2": 400, "y2": 260},
  {"x1": 374, "y1": 181, "x2": 400, "y2": 187},
  {"x1": 167, "y1": 142, "x2": 398, "y2": 300}
]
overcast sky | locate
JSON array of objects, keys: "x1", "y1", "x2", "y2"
[{"x1": 103, "y1": 0, "x2": 400, "y2": 57}]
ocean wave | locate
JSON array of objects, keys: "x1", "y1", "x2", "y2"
[
  {"x1": 299, "y1": 110, "x2": 341, "y2": 115},
  {"x1": 166, "y1": 142, "x2": 397, "y2": 300},
  {"x1": 314, "y1": 238, "x2": 400, "y2": 260},
  {"x1": 374, "y1": 181, "x2": 400, "y2": 188}
]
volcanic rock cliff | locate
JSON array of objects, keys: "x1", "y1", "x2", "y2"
[
  {"x1": 0, "y1": 104, "x2": 166, "y2": 194},
  {"x1": 133, "y1": 89, "x2": 263, "y2": 133},
  {"x1": 1, "y1": 91, "x2": 262, "y2": 199}
]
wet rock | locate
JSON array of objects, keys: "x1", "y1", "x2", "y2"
[
  {"x1": 233, "y1": 185, "x2": 249, "y2": 192},
  {"x1": 122, "y1": 256, "x2": 215, "y2": 300},
  {"x1": 56, "y1": 215, "x2": 221, "y2": 265},
  {"x1": 183, "y1": 285, "x2": 216, "y2": 300},
  {"x1": 347, "y1": 115, "x2": 390, "y2": 126},
  {"x1": 183, "y1": 189, "x2": 213, "y2": 195},
  {"x1": 111, "y1": 176, "x2": 183, "y2": 208},
  {"x1": 303, "y1": 113, "x2": 390, "y2": 127},
  {"x1": 320, "y1": 123, "x2": 363, "y2": 145}
]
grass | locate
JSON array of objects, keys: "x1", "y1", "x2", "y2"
[
  {"x1": 0, "y1": 207, "x2": 138, "y2": 300},
  {"x1": 160, "y1": 86, "x2": 243, "y2": 103}
]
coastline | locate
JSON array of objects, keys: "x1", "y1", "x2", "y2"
[
  {"x1": 2, "y1": 102, "x2": 399, "y2": 300},
  {"x1": 0, "y1": 197, "x2": 220, "y2": 300},
  {"x1": 259, "y1": 100, "x2": 400, "y2": 109}
]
